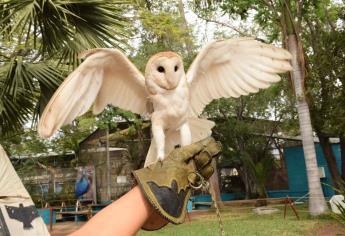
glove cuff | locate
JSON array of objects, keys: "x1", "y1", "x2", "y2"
[{"x1": 133, "y1": 167, "x2": 191, "y2": 230}]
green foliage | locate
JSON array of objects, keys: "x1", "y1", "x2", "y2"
[
  {"x1": 0, "y1": 59, "x2": 63, "y2": 135},
  {"x1": 305, "y1": 11, "x2": 345, "y2": 137},
  {"x1": 0, "y1": 0, "x2": 131, "y2": 137},
  {"x1": 50, "y1": 114, "x2": 96, "y2": 153},
  {"x1": 1, "y1": 112, "x2": 96, "y2": 155},
  {"x1": 333, "y1": 199, "x2": 345, "y2": 225},
  {"x1": 204, "y1": 82, "x2": 295, "y2": 197},
  {"x1": 0, "y1": 0, "x2": 130, "y2": 61},
  {"x1": 1, "y1": 129, "x2": 50, "y2": 155},
  {"x1": 95, "y1": 106, "x2": 139, "y2": 130},
  {"x1": 327, "y1": 181, "x2": 345, "y2": 225},
  {"x1": 192, "y1": 0, "x2": 281, "y2": 41},
  {"x1": 246, "y1": 156, "x2": 274, "y2": 197},
  {"x1": 131, "y1": 1, "x2": 196, "y2": 71}
]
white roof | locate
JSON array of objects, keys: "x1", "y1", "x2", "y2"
[
  {"x1": 81, "y1": 147, "x2": 127, "y2": 153},
  {"x1": 267, "y1": 134, "x2": 339, "y2": 143},
  {"x1": 10, "y1": 151, "x2": 75, "y2": 159}
]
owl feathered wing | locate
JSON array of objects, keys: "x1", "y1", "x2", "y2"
[
  {"x1": 187, "y1": 37, "x2": 292, "y2": 116},
  {"x1": 38, "y1": 48, "x2": 147, "y2": 138}
]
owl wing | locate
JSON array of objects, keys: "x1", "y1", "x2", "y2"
[
  {"x1": 38, "y1": 48, "x2": 147, "y2": 138},
  {"x1": 187, "y1": 38, "x2": 292, "y2": 116}
]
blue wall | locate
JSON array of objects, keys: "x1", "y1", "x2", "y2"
[
  {"x1": 284, "y1": 143, "x2": 341, "y2": 198},
  {"x1": 38, "y1": 208, "x2": 56, "y2": 224},
  {"x1": 192, "y1": 143, "x2": 341, "y2": 203}
]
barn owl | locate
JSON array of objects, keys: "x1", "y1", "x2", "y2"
[{"x1": 38, "y1": 38, "x2": 292, "y2": 166}]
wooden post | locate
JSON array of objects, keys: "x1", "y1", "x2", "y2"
[
  {"x1": 284, "y1": 196, "x2": 300, "y2": 220},
  {"x1": 49, "y1": 207, "x2": 53, "y2": 232},
  {"x1": 288, "y1": 197, "x2": 300, "y2": 220},
  {"x1": 106, "y1": 127, "x2": 111, "y2": 201},
  {"x1": 92, "y1": 166, "x2": 97, "y2": 204},
  {"x1": 87, "y1": 205, "x2": 93, "y2": 220}
]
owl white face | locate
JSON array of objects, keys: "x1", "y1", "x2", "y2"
[{"x1": 145, "y1": 52, "x2": 184, "y2": 94}]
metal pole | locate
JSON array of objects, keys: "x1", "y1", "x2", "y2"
[{"x1": 106, "y1": 127, "x2": 111, "y2": 200}]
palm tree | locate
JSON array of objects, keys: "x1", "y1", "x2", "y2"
[
  {"x1": 281, "y1": 2, "x2": 328, "y2": 215},
  {"x1": 0, "y1": 0, "x2": 130, "y2": 137}
]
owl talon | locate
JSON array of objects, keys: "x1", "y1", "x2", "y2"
[
  {"x1": 158, "y1": 159, "x2": 163, "y2": 167},
  {"x1": 157, "y1": 154, "x2": 165, "y2": 165}
]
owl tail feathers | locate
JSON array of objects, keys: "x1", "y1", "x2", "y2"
[
  {"x1": 188, "y1": 117, "x2": 215, "y2": 143},
  {"x1": 144, "y1": 118, "x2": 215, "y2": 167},
  {"x1": 144, "y1": 140, "x2": 158, "y2": 167}
]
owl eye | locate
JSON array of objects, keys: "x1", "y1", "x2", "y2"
[
  {"x1": 174, "y1": 65, "x2": 178, "y2": 72},
  {"x1": 157, "y1": 66, "x2": 165, "y2": 73}
]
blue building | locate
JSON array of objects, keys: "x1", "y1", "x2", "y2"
[{"x1": 282, "y1": 143, "x2": 341, "y2": 198}]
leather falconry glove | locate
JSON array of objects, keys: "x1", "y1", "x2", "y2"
[{"x1": 133, "y1": 137, "x2": 222, "y2": 230}]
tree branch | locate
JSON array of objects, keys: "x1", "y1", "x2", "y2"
[
  {"x1": 324, "y1": 6, "x2": 336, "y2": 32},
  {"x1": 29, "y1": 156, "x2": 56, "y2": 174},
  {"x1": 261, "y1": 0, "x2": 280, "y2": 20},
  {"x1": 195, "y1": 13, "x2": 254, "y2": 37}
]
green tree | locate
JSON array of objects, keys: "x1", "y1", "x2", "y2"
[
  {"x1": 303, "y1": 3, "x2": 345, "y2": 186},
  {"x1": 131, "y1": 0, "x2": 196, "y2": 70},
  {"x1": 1, "y1": 129, "x2": 50, "y2": 155},
  {"x1": 204, "y1": 80, "x2": 295, "y2": 198}
]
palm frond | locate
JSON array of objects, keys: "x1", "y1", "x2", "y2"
[
  {"x1": 0, "y1": 0, "x2": 132, "y2": 135},
  {"x1": 0, "y1": 0, "x2": 131, "y2": 60},
  {"x1": 0, "y1": 60, "x2": 63, "y2": 135},
  {"x1": 1, "y1": 59, "x2": 62, "y2": 97},
  {"x1": 0, "y1": 87, "x2": 36, "y2": 137}
]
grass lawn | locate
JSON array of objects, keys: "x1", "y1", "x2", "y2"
[{"x1": 138, "y1": 204, "x2": 345, "y2": 236}]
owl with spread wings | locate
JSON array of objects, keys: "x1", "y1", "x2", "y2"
[{"x1": 38, "y1": 38, "x2": 292, "y2": 166}]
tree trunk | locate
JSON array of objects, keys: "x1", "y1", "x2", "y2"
[
  {"x1": 208, "y1": 159, "x2": 223, "y2": 207},
  {"x1": 287, "y1": 34, "x2": 328, "y2": 215},
  {"x1": 317, "y1": 130, "x2": 342, "y2": 188},
  {"x1": 238, "y1": 165, "x2": 258, "y2": 199},
  {"x1": 340, "y1": 136, "x2": 345, "y2": 181},
  {"x1": 239, "y1": 166, "x2": 251, "y2": 199}
]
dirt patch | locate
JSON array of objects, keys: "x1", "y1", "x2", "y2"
[
  {"x1": 50, "y1": 221, "x2": 85, "y2": 236},
  {"x1": 309, "y1": 222, "x2": 345, "y2": 236}
]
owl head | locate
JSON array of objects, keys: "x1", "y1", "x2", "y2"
[{"x1": 145, "y1": 51, "x2": 184, "y2": 94}]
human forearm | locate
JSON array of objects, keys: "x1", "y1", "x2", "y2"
[{"x1": 69, "y1": 186, "x2": 153, "y2": 236}]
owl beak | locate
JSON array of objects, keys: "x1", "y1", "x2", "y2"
[
  {"x1": 159, "y1": 83, "x2": 170, "y2": 90},
  {"x1": 166, "y1": 74, "x2": 179, "y2": 90},
  {"x1": 167, "y1": 81, "x2": 177, "y2": 90}
]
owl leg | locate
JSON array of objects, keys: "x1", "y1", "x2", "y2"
[
  {"x1": 180, "y1": 122, "x2": 191, "y2": 146},
  {"x1": 152, "y1": 124, "x2": 165, "y2": 161}
]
